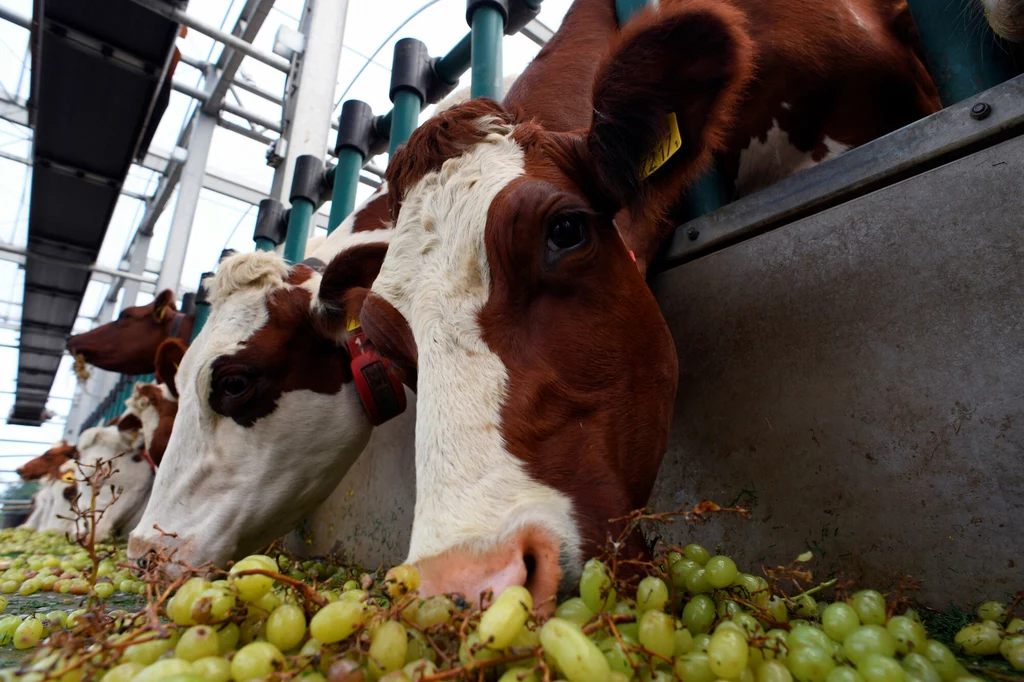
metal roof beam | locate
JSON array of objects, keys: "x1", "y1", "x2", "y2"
[{"x1": 204, "y1": 0, "x2": 277, "y2": 114}]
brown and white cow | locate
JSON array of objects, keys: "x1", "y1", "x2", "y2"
[
  {"x1": 19, "y1": 441, "x2": 78, "y2": 531},
  {"x1": 983, "y1": 0, "x2": 1024, "y2": 40},
  {"x1": 356, "y1": 0, "x2": 940, "y2": 607},
  {"x1": 67, "y1": 290, "x2": 193, "y2": 376}
]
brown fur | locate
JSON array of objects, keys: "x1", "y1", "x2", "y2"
[
  {"x1": 135, "y1": 384, "x2": 179, "y2": 466},
  {"x1": 155, "y1": 338, "x2": 188, "y2": 398},
  {"x1": 17, "y1": 442, "x2": 77, "y2": 481}
]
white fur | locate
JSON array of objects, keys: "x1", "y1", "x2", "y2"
[
  {"x1": 125, "y1": 382, "x2": 176, "y2": 454},
  {"x1": 370, "y1": 120, "x2": 582, "y2": 574},
  {"x1": 982, "y1": 0, "x2": 1024, "y2": 40},
  {"x1": 735, "y1": 119, "x2": 850, "y2": 197},
  {"x1": 23, "y1": 478, "x2": 64, "y2": 531},
  {"x1": 129, "y1": 206, "x2": 401, "y2": 568}
]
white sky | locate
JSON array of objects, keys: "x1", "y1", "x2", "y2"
[{"x1": 0, "y1": 0, "x2": 574, "y2": 492}]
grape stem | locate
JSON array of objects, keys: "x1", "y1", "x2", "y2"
[
  {"x1": 234, "y1": 568, "x2": 327, "y2": 608},
  {"x1": 601, "y1": 612, "x2": 639, "y2": 670},
  {"x1": 784, "y1": 579, "x2": 837, "y2": 608}
]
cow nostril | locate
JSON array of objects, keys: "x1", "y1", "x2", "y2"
[
  {"x1": 523, "y1": 552, "x2": 537, "y2": 589},
  {"x1": 135, "y1": 550, "x2": 158, "y2": 570}
]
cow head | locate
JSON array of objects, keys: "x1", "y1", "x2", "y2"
[
  {"x1": 67, "y1": 290, "x2": 192, "y2": 376},
  {"x1": 359, "y1": 3, "x2": 752, "y2": 608},
  {"x1": 982, "y1": 0, "x2": 1024, "y2": 40},
  {"x1": 128, "y1": 212, "x2": 400, "y2": 570},
  {"x1": 125, "y1": 370, "x2": 181, "y2": 467},
  {"x1": 17, "y1": 441, "x2": 77, "y2": 480}
]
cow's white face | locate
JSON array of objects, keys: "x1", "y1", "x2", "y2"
[{"x1": 128, "y1": 253, "x2": 374, "y2": 569}]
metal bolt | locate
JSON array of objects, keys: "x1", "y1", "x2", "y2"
[
  {"x1": 970, "y1": 102, "x2": 991, "y2": 120},
  {"x1": 687, "y1": 226, "x2": 700, "y2": 241}
]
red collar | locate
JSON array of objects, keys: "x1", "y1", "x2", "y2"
[{"x1": 140, "y1": 448, "x2": 157, "y2": 473}]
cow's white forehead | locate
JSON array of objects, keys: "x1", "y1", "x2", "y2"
[{"x1": 371, "y1": 126, "x2": 582, "y2": 570}]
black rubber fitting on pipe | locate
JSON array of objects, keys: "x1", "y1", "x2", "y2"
[
  {"x1": 336, "y1": 100, "x2": 378, "y2": 158},
  {"x1": 219, "y1": 248, "x2": 237, "y2": 263},
  {"x1": 290, "y1": 155, "x2": 326, "y2": 205},
  {"x1": 467, "y1": 0, "x2": 510, "y2": 26},
  {"x1": 254, "y1": 198, "x2": 288, "y2": 246},
  {"x1": 390, "y1": 38, "x2": 432, "y2": 103},
  {"x1": 425, "y1": 57, "x2": 459, "y2": 104},
  {"x1": 180, "y1": 292, "x2": 197, "y2": 316},
  {"x1": 195, "y1": 272, "x2": 215, "y2": 306},
  {"x1": 506, "y1": 0, "x2": 541, "y2": 35}
]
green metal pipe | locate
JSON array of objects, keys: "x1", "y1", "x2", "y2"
[
  {"x1": 254, "y1": 238, "x2": 276, "y2": 252},
  {"x1": 615, "y1": 0, "x2": 646, "y2": 22},
  {"x1": 470, "y1": 6, "x2": 505, "y2": 99},
  {"x1": 191, "y1": 304, "x2": 210, "y2": 342},
  {"x1": 905, "y1": 0, "x2": 1022, "y2": 105},
  {"x1": 283, "y1": 198, "x2": 314, "y2": 265},
  {"x1": 390, "y1": 90, "x2": 423, "y2": 156},
  {"x1": 328, "y1": 148, "x2": 365, "y2": 232}
]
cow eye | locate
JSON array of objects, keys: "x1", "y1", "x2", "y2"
[
  {"x1": 547, "y1": 213, "x2": 588, "y2": 252},
  {"x1": 220, "y1": 376, "x2": 250, "y2": 398}
]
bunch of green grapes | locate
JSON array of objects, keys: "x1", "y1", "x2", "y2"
[
  {"x1": 3, "y1": 541, "x2": 1021, "y2": 682},
  {"x1": 952, "y1": 601, "x2": 1024, "y2": 670}
]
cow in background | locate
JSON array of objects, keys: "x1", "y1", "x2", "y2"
[
  {"x1": 354, "y1": 0, "x2": 940, "y2": 608},
  {"x1": 18, "y1": 441, "x2": 78, "y2": 531}
]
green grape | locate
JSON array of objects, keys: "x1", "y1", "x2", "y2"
[
  {"x1": 309, "y1": 600, "x2": 367, "y2": 643},
  {"x1": 191, "y1": 656, "x2": 232, "y2": 682},
  {"x1": 539, "y1": 617, "x2": 610, "y2": 682},
  {"x1": 509, "y1": 626, "x2": 540, "y2": 649},
  {"x1": 94, "y1": 582, "x2": 115, "y2": 599},
  {"x1": 999, "y1": 635, "x2": 1024, "y2": 660},
  {"x1": 639, "y1": 610, "x2": 676, "y2": 659},
  {"x1": 0, "y1": 615, "x2": 21, "y2": 645},
  {"x1": 708, "y1": 627, "x2": 749, "y2": 679},
  {"x1": 167, "y1": 577, "x2": 212, "y2": 626},
  {"x1": 672, "y1": 560, "x2": 701, "y2": 588},
  {"x1": 1002, "y1": 640, "x2": 1024, "y2": 671},
  {"x1": 976, "y1": 601, "x2": 1006, "y2": 623},
  {"x1": 637, "y1": 576, "x2": 670, "y2": 613},
  {"x1": 980, "y1": 619, "x2": 1001, "y2": 630},
  {"x1": 768, "y1": 597, "x2": 790, "y2": 625},
  {"x1": 789, "y1": 646, "x2": 836, "y2": 682},
  {"x1": 498, "y1": 666, "x2": 539, "y2": 682},
  {"x1": 414, "y1": 594, "x2": 454, "y2": 629},
  {"x1": 231, "y1": 642, "x2": 285, "y2": 681},
  {"x1": 14, "y1": 618, "x2": 44, "y2": 650},
  {"x1": 826, "y1": 667, "x2": 866, "y2": 682},
  {"x1": 953, "y1": 623, "x2": 1001, "y2": 656},
  {"x1": 340, "y1": 588, "x2": 367, "y2": 604},
  {"x1": 764, "y1": 630, "x2": 790, "y2": 660},
  {"x1": 192, "y1": 587, "x2": 236, "y2": 624},
  {"x1": 39, "y1": 576, "x2": 58, "y2": 591},
  {"x1": 405, "y1": 629, "x2": 435, "y2": 664},
  {"x1": 720, "y1": 600, "x2": 744, "y2": 619},
  {"x1": 129, "y1": 659, "x2": 194, "y2": 682},
  {"x1": 902, "y1": 653, "x2": 941, "y2": 682},
  {"x1": 66, "y1": 609, "x2": 87, "y2": 630},
  {"x1": 759, "y1": 661, "x2": 795, "y2": 682},
  {"x1": 685, "y1": 568, "x2": 713, "y2": 595},
  {"x1": 795, "y1": 596, "x2": 819, "y2": 620},
  {"x1": 300, "y1": 637, "x2": 323, "y2": 659},
  {"x1": 458, "y1": 632, "x2": 501, "y2": 667},
  {"x1": 850, "y1": 592, "x2": 886, "y2": 627},
  {"x1": 790, "y1": 624, "x2": 833, "y2": 652},
  {"x1": 478, "y1": 586, "x2": 533, "y2": 649},
  {"x1": 823, "y1": 603, "x2": 861, "y2": 643},
  {"x1": 858, "y1": 655, "x2": 906, "y2": 682},
  {"x1": 342, "y1": 580, "x2": 360, "y2": 592},
  {"x1": 369, "y1": 620, "x2": 408, "y2": 677},
  {"x1": 922, "y1": 640, "x2": 958, "y2": 682},
  {"x1": 733, "y1": 613, "x2": 764, "y2": 637},
  {"x1": 844, "y1": 626, "x2": 897, "y2": 666},
  {"x1": 737, "y1": 575, "x2": 770, "y2": 607},
  {"x1": 599, "y1": 637, "x2": 634, "y2": 676},
  {"x1": 216, "y1": 622, "x2": 240, "y2": 655},
  {"x1": 18, "y1": 577, "x2": 41, "y2": 596},
  {"x1": 676, "y1": 626, "x2": 696, "y2": 655},
  {"x1": 124, "y1": 635, "x2": 175, "y2": 665},
  {"x1": 229, "y1": 557, "x2": 275, "y2": 603},
  {"x1": 555, "y1": 597, "x2": 595, "y2": 628},
  {"x1": 384, "y1": 564, "x2": 420, "y2": 599},
  {"x1": 266, "y1": 604, "x2": 307, "y2": 652},
  {"x1": 405, "y1": 659, "x2": 440, "y2": 679},
  {"x1": 175, "y1": 625, "x2": 220, "y2": 661},
  {"x1": 683, "y1": 595, "x2": 717, "y2": 634},
  {"x1": 0, "y1": 581, "x2": 17, "y2": 594},
  {"x1": 676, "y1": 652, "x2": 717, "y2": 682},
  {"x1": 1007, "y1": 618, "x2": 1024, "y2": 635},
  {"x1": 706, "y1": 556, "x2": 739, "y2": 589},
  {"x1": 102, "y1": 663, "x2": 145, "y2": 682},
  {"x1": 579, "y1": 559, "x2": 616, "y2": 613},
  {"x1": 617, "y1": 622, "x2": 640, "y2": 644},
  {"x1": 693, "y1": 633, "x2": 711, "y2": 651},
  {"x1": 886, "y1": 616, "x2": 926, "y2": 655},
  {"x1": 685, "y1": 544, "x2": 712, "y2": 564}
]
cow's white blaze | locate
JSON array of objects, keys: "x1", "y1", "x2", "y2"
[
  {"x1": 126, "y1": 382, "x2": 175, "y2": 454},
  {"x1": 370, "y1": 120, "x2": 582, "y2": 576}
]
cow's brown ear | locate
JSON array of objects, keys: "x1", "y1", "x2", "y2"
[
  {"x1": 152, "y1": 289, "x2": 178, "y2": 321},
  {"x1": 312, "y1": 243, "x2": 389, "y2": 340},
  {"x1": 585, "y1": 2, "x2": 752, "y2": 221},
  {"x1": 155, "y1": 338, "x2": 187, "y2": 398},
  {"x1": 118, "y1": 413, "x2": 142, "y2": 433}
]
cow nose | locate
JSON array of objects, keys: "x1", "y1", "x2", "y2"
[{"x1": 413, "y1": 526, "x2": 563, "y2": 615}]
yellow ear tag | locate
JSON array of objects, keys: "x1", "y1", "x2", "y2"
[
  {"x1": 61, "y1": 471, "x2": 75, "y2": 483},
  {"x1": 156, "y1": 306, "x2": 165, "y2": 322},
  {"x1": 346, "y1": 318, "x2": 361, "y2": 332},
  {"x1": 639, "y1": 112, "x2": 683, "y2": 179}
]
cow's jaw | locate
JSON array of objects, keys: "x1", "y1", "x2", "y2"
[
  {"x1": 128, "y1": 281, "x2": 373, "y2": 569},
  {"x1": 371, "y1": 129, "x2": 583, "y2": 601}
]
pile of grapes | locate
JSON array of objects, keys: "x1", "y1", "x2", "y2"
[{"x1": 0, "y1": 529, "x2": 1021, "y2": 682}]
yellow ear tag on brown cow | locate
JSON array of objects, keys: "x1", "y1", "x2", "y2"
[
  {"x1": 61, "y1": 470, "x2": 75, "y2": 483},
  {"x1": 346, "y1": 318, "x2": 362, "y2": 332},
  {"x1": 155, "y1": 306, "x2": 165, "y2": 322},
  {"x1": 640, "y1": 112, "x2": 683, "y2": 179}
]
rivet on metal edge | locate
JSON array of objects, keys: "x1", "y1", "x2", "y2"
[
  {"x1": 970, "y1": 102, "x2": 991, "y2": 120},
  {"x1": 687, "y1": 226, "x2": 699, "y2": 241}
]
